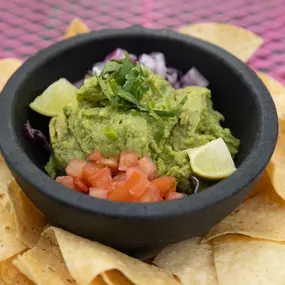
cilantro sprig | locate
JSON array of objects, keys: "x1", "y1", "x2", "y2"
[{"x1": 98, "y1": 52, "x2": 187, "y2": 118}]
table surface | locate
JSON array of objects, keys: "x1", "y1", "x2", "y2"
[{"x1": 0, "y1": 0, "x2": 284, "y2": 83}]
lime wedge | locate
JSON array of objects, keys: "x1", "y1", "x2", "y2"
[
  {"x1": 29, "y1": 78, "x2": 78, "y2": 117},
  {"x1": 187, "y1": 138, "x2": 237, "y2": 180}
]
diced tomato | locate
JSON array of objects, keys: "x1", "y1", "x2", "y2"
[
  {"x1": 125, "y1": 168, "x2": 150, "y2": 200},
  {"x1": 88, "y1": 149, "x2": 103, "y2": 162},
  {"x1": 166, "y1": 192, "x2": 185, "y2": 200},
  {"x1": 65, "y1": 158, "x2": 86, "y2": 178},
  {"x1": 125, "y1": 167, "x2": 142, "y2": 178},
  {"x1": 73, "y1": 177, "x2": 89, "y2": 193},
  {"x1": 89, "y1": 188, "x2": 108, "y2": 199},
  {"x1": 56, "y1": 176, "x2": 79, "y2": 192},
  {"x1": 119, "y1": 151, "x2": 139, "y2": 171},
  {"x1": 138, "y1": 185, "x2": 163, "y2": 203},
  {"x1": 108, "y1": 182, "x2": 133, "y2": 202},
  {"x1": 97, "y1": 158, "x2": 118, "y2": 174},
  {"x1": 82, "y1": 161, "x2": 102, "y2": 182},
  {"x1": 113, "y1": 172, "x2": 127, "y2": 182},
  {"x1": 151, "y1": 176, "x2": 176, "y2": 197},
  {"x1": 88, "y1": 167, "x2": 113, "y2": 188},
  {"x1": 138, "y1": 156, "x2": 157, "y2": 180},
  {"x1": 106, "y1": 180, "x2": 124, "y2": 193}
]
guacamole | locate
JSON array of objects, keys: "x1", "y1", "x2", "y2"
[{"x1": 45, "y1": 58, "x2": 239, "y2": 193}]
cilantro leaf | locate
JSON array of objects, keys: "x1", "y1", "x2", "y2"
[
  {"x1": 98, "y1": 77, "x2": 114, "y2": 102},
  {"x1": 97, "y1": 53, "x2": 184, "y2": 119},
  {"x1": 112, "y1": 57, "x2": 135, "y2": 85},
  {"x1": 179, "y1": 95, "x2": 188, "y2": 107},
  {"x1": 102, "y1": 61, "x2": 121, "y2": 75},
  {"x1": 116, "y1": 87, "x2": 138, "y2": 105}
]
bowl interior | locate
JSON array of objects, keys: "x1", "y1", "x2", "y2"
[{"x1": 13, "y1": 31, "x2": 259, "y2": 177}]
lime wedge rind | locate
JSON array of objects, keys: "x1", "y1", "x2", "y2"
[
  {"x1": 187, "y1": 138, "x2": 237, "y2": 180},
  {"x1": 29, "y1": 78, "x2": 78, "y2": 117}
]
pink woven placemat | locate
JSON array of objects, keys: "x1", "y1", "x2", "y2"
[{"x1": 0, "y1": 0, "x2": 284, "y2": 83}]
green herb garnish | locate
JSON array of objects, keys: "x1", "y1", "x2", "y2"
[{"x1": 96, "y1": 52, "x2": 187, "y2": 119}]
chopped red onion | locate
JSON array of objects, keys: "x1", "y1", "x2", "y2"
[
  {"x1": 73, "y1": 79, "x2": 85, "y2": 89},
  {"x1": 105, "y1": 48, "x2": 126, "y2": 61},
  {"x1": 92, "y1": 61, "x2": 104, "y2": 76},
  {"x1": 138, "y1": 54, "x2": 156, "y2": 72},
  {"x1": 150, "y1": 52, "x2": 167, "y2": 76},
  {"x1": 105, "y1": 48, "x2": 137, "y2": 62},
  {"x1": 173, "y1": 81, "x2": 182, "y2": 89},
  {"x1": 181, "y1": 67, "x2": 209, "y2": 88},
  {"x1": 190, "y1": 175, "x2": 200, "y2": 193},
  {"x1": 89, "y1": 50, "x2": 209, "y2": 89},
  {"x1": 24, "y1": 121, "x2": 51, "y2": 153},
  {"x1": 165, "y1": 67, "x2": 179, "y2": 85}
]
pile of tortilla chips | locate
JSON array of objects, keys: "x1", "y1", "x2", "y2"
[{"x1": 1, "y1": 18, "x2": 285, "y2": 284}]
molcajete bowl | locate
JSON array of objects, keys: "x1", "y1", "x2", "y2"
[{"x1": 0, "y1": 26, "x2": 278, "y2": 252}]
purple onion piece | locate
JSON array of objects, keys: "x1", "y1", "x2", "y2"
[
  {"x1": 24, "y1": 121, "x2": 51, "y2": 154},
  {"x1": 180, "y1": 67, "x2": 209, "y2": 88},
  {"x1": 105, "y1": 48, "x2": 125, "y2": 61},
  {"x1": 92, "y1": 50, "x2": 209, "y2": 89},
  {"x1": 173, "y1": 81, "x2": 182, "y2": 89},
  {"x1": 190, "y1": 175, "x2": 200, "y2": 193},
  {"x1": 165, "y1": 67, "x2": 179, "y2": 85},
  {"x1": 129, "y1": 53, "x2": 137, "y2": 62},
  {"x1": 138, "y1": 54, "x2": 156, "y2": 72},
  {"x1": 73, "y1": 79, "x2": 85, "y2": 88},
  {"x1": 105, "y1": 48, "x2": 137, "y2": 62},
  {"x1": 92, "y1": 61, "x2": 105, "y2": 76},
  {"x1": 150, "y1": 52, "x2": 167, "y2": 77}
]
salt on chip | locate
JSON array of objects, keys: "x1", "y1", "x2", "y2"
[
  {"x1": 154, "y1": 237, "x2": 218, "y2": 285},
  {"x1": 213, "y1": 235, "x2": 285, "y2": 285},
  {"x1": 0, "y1": 58, "x2": 22, "y2": 92},
  {"x1": 1, "y1": 253, "x2": 33, "y2": 285},
  {"x1": 64, "y1": 18, "x2": 90, "y2": 39},
  {"x1": 179, "y1": 23, "x2": 263, "y2": 62},
  {"x1": 8, "y1": 180, "x2": 47, "y2": 248},
  {"x1": 258, "y1": 72, "x2": 285, "y2": 119},
  {"x1": 0, "y1": 203, "x2": 26, "y2": 262},
  {"x1": 14, "y1": 229, "x2": 76, "y2": 285},
  {"x1": 202, "y1": 170, "x2": 285, "y2": 243},
  {"x1": 41, "y1": 227, "x2": 179, "y2": 285}
]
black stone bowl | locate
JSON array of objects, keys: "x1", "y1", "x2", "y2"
[{"x1": 0, "y1": 26, "x2": 278, "y2": 252}]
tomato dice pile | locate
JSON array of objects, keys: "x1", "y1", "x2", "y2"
[{"x1": 56, "y1": 150, "x2": 185, "y2": 202}]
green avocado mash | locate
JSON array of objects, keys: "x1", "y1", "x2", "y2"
[{"x1": 45, "y1": 57, "x2": 239, "y2": 193}]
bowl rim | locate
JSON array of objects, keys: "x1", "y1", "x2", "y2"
[{"x1": 0, "y1": 26, "x2": 278, "y2": 219}]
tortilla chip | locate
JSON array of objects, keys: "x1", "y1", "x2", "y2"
[
  {"x1": 0, "y1": 155, "x2": 13, "y2": 198},
  {"x1": 32, "y1": 227, "x2": 179, "y2": 285},
  {"x1": 0, "y1": 203, "x2": 26, "y2": 262},
  {"x1": 14, "y1": 229, "x2": 76, "y2": 285},
  {"x1": 202, "y1": 170, "x2": 285, "y2": 243},
  {"x1": 0, "y1": 275, "x2": 6, "y2": 285},
  {"x1": 101, "y1": 270, "x2": 134, "y2": 285},
  {"x1": 91, "y1": 276, "x2": 108, "y2": 285},
  {"x1": 266, "y1": 118, "x2": 285, "y2": 200},
  {"x1": 179, "y1": 23, "x2": 263, "y2": 62},
  {"x1": 154, "y1": 237, "x2": 218, "y2": 285},
  {"x1": 213, "y1": 235, "x2": 285, "y2": 285},
  {"x1": 8, "y1": 180, "x2": 47, "y2": 248},
  {"x1": 258, "y1": 72, "x2": 285, "y2": 119},
  {"x1": 64, "y1": 18, "x2": 90, "y2": 39},
  {"x1": 0, "y1": 58, "x2": 22, "y2": 92},
  {"x1": 1, "y1": 253, "x2": 33, "y2": 285},
  {"x1": 0, "y1": 195, "x2": 9, "y2": 209}
]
